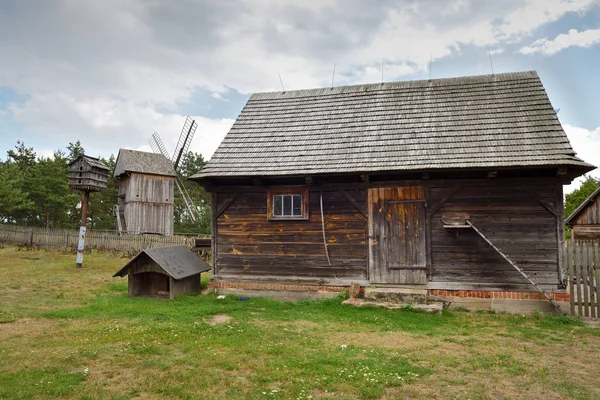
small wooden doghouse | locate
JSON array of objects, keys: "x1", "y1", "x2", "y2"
[
  {"x1": 68, "y1": 155, "x2": 109, "y2": 192},
  {"x1": 113, "y1": 245, "x2": 210, "y2": 299},
  {"x1": 114, "y1": 149, "x2": 176, "y2": 235},
  {"x1": 566, "y1": 186, "x2": 600, "y2": 241}
]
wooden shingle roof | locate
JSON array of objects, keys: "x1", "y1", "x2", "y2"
[
  {"x1": 192, "y1": 71, "x2": 594, "y2": 179},
  {"x1": 113, "y1": 245, "x2": 210, "y2": 280},
  {"x1": 114, "y1": 149, "x2": 176, "y2": 177}
]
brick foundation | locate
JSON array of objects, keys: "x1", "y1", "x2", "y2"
[{"x1": 428, "y1": 289, "x2": 570, "y2": 302}]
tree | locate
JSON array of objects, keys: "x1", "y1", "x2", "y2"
[
  {"x1": 67, "y1": 141, "x2": 85, "y2": 161},
  {"x1": 0, "y1": 162, "x2": 33, "y2": 223},
  {"x1": 174, "y1": 151, "x2": 210, "y2": 234}
]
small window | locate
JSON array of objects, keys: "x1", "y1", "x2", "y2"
[{"x1": 268, "y1": 188, "x2": 309, "y2": 220}]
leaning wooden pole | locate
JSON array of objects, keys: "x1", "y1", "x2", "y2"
[
  {"x1": 466, "y1": 220, "x2": 561, "y2": 310},
  {"x1": 76, "y1": 190, "x2": 90, "y2": 268}
]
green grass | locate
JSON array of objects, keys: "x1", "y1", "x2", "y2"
[{"x1": 0, "y1": 247, "x2": 599, "y2": 399}]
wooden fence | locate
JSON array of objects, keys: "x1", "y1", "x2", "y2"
[
  {"x1": 565, "y1": 240, "x2": 600, "y2": 318},
  {"x1": 0, "y1": 224, "x2": 206, "y2": 255}
]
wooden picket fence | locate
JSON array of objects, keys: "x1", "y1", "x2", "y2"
[
  {"x1": 0, "y1": 224, "x2": 206, "y2": 255},
  {"x1": 565, "y1": 240, "x2": 600, "y2": 318}
]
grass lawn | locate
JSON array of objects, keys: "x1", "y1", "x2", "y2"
[{"x1": 0, "y1": 247, "x2": 599, "y2": 399}]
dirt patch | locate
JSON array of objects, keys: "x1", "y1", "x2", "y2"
[
  {"x1": 0, "y1": 318, "x2": 58, "y2": 338},
  {"x1": 207, "y1": 314, "x2": 232, "y2": 325}
]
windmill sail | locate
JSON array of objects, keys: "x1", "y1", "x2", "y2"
[
  {"x1": 148, "y1": 127, "x2": 199, "y2": 222},
  {"x1": 172, "y1": 116, "x2": 198, "y2": 171}
]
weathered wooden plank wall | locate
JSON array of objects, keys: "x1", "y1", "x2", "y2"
[
  {"x1": 214, "y1": 188, "x2": 368, "y2": 283},
  {"x1": 428, "y1": 182, "x2": 560, "y2": 291},
  {"x1": 121, "y1": 173, "x2": 174, "y2": 235}
]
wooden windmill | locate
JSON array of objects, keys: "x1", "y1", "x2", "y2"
[{"x1": 149, "y1": 116, "x2": 199, "y2": 222}]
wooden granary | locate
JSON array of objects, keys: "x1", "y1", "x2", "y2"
[
  {"x1": 566, "y1": 186, "x2": 600, "y2": 241},
  {"x1": 191, "y1": 71, "x2": 596, "y2": 308},
  {"x1": 114, "y1": 149, "x2": 176, "y2": 235},
  {"x1": 113, "y1": 245, "x2": 210, "y2": 299},
  {"x1": 68, "y1": 155, "x2": 109, "y2": 192}
]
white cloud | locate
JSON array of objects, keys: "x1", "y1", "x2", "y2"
[
  {"x1": 563, "y1": 123, "x2": 600, "y2": 193},
  {"x1": 520, "y1": 28, "x2": 600, "y2": 55},
  {"x1": 0, "y1": 0, "x2": 597, "y2": 162}
]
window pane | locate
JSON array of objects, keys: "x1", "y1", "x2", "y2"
[
  {"x1": 283, "y1": 195, "x2": 292, "y2": 215},
  {"x1": 274, "y1": 196, "x2": 282, "y2": 216},
  {"x1": 293, "y1": 195, "x2": 302, "y2": 216}
]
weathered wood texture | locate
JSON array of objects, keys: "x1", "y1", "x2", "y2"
[
  {"x1": 565, "y1": 241, "x2": 600, "y2": 318},
  {"x1": 214, "y1": 188, "x2": 367, "y2": 281},
  {"x1": 128, "y1": 272, "x2": 169, "y2": 297},
  {"x1": 368, "y1": 187, "x2": 427, "y2": 284},
  {"x1": 569, "y1": 188, "x2": 600, "y2": 241},
  {"x1": 429, "y1": 182, "x2": 561, "y2": 290},
  {"x1": 68, "y1": 156, "x2": 109, "y2": 192},
  {"x1": 170, "y1": 275, "x2": 201, "y2": 299},
  {"x1": 119, "y1": 173, "x2": 174, "y2": 235}
]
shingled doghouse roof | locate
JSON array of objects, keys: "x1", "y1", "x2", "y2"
[
  {"x1": 113, "y1": 245, "x2": 210, "y2": 280},
  {"x1": 114, "y1": 149, "x2": 176, "y2": 177},
  {"x1": 192, "y1": 71, "x2": 594, "y2": 179}
]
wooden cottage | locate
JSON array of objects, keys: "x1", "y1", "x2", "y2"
[
  {"x1": 113, "y1": 245, "x2": 210, "y2": 299},
  {"x1": 114, "y1": 149, "x2": 176, "y2": 235},
  {"x1": 566, "y1": 186, "x2": 600, "y2": 241},
  {"x1": 190, "y1": 71, "x2": 595, "y2": 306},
  {"x1": 68, "y1": 155, "x2": 109, "y2": 192}
]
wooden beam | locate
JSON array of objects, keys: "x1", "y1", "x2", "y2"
[
  {"x1": 555, "y1": 183, "x2": 566, "y2": 288},
  {"x1": 210, "y1": 192, "x2": 218, "y2": 275},
  {"x1": 338, "y1": 190, "x2": 367, "y2": 219},
  {"x1": 426, "y1": 184, "x2": 462, "y2": 218},
  {"x1": 213, "y1": 191, "x2": 240, "y2": 221},
  {"x1": 520, "y1": 185, "x2": 559, "y2": 219}
]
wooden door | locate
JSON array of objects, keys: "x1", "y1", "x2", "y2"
[{"x1": 368, "y1": 187, "x2": 427, "y2": 284}]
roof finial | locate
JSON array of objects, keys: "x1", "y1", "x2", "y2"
[
  {"x1": 331, "y1": 63, "x2": 336, "y2": 90},
  {"x1": 488, "y1": 48, "x2": 495, "y2": 75},
  {"x1": 381, "y1": 58, "x2": 384, "y2": 84},
  {"x1": 278, "y1": 71, "x2": 285, "y2": 93},
  {"x1": 428, "y1": 55, "x2": 433, "y2": 81}
]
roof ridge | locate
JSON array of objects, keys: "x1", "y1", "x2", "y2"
[{"x1": 250, "y1": 71, "x2": 539, "y2": 99}]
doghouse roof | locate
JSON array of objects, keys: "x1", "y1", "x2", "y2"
[
  {"x1": 113, "y1": 245, "x2": 210, "y2": 279},
  {"x1": 192, "y1": 71, "x2": 594, "y2": 179},
  {"x1": 114, "y1": 149, "x2": 176, "y2": 177}
]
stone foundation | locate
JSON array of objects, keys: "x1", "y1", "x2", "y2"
[{"x1": 209, "y1": 281, "x2": 570, "y2": 314}]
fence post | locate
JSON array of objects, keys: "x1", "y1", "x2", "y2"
[
  {"x1": 64, "y1": 231, "x2": 68, "y2": 248},
  {"x1": 28, "y1": 229, "x2": 33, "y2": 246}
]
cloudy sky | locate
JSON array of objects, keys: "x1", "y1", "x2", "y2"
[{"x1": 0, "y1": 0, "x2": 599, "y2": 191}]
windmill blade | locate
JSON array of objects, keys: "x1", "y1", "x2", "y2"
[
  {"x1": 172, "y1": 116, "x2": 198, "y2": 171},
  {"x1": 174, "y1": 175, "x2": 198, "y2": 222},
  {"x1": 149, "y1": 132, "x2": 171, "y2": 159}
]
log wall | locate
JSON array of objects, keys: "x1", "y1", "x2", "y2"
[
  {"x1": 428, "y1": 181, "x2": 561, "y2": 291},
  {"x1": 214, "y1": 187, "x2": 368, "y2": 283}
]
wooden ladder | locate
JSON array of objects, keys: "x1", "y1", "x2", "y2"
[{"x1": 465, "y1": 220, "x2": 561, "y2": 310}]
